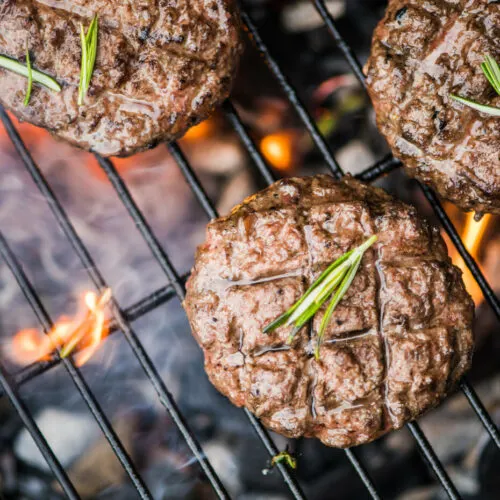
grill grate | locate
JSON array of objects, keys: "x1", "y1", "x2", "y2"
[{"x1": 0, "y1": 2, "x2": 499, "y2": 499}]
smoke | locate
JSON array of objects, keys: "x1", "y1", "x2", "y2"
[{"x1": 0, "y1": 127, "x2": 209, "y2": 385}]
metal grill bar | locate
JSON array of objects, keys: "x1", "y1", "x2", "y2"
[
  {"x1": 223, "y1": 100, "x2": 276, "y2": 185},
  {"x1": 460, "y1": 379, "x2": 500, "y2": 448},
  {"x1": 0, "y1": 110, "x2": 229, "y2": 500},
  {"x1": 241, "y1": 405, "x2": 308, "y2": 499},
  {"x1": 419, "y1": 184, "x2": 500, "y2": 319},
  {"x1": 407, "y1": 423, "x2": 460, "y2": 500},
  {"x1": 166, "y1": 143, "x2": 218, "y2": 220},
  {"x1": 356, "y1": 155, "x2": 402, "y2": 182},
  {"x1": 311, "y1": 0, "x2": 367, "y2": 87},
  {"x1": 344, "y1": 449, "x2": 382, "y2": 500},
  {"x1": 0, "y1": 232, "x2": 153, "y2": 499},
  {"x1": 0, "y1": 357, "x2": 79, "y2": 499}
]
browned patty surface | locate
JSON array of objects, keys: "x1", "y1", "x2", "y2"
[
  {"x1": 0, "y1": 0, "x2": 242, "y2": 156},
  {"x1": 184, "y1": 175, "x2": 474, "y2": 448},
  {"x1": 365, "y1": 0, "x2": 500, "y2": 215}
]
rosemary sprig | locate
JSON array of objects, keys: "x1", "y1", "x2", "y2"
[
  {"x1": 450, "y1": 54, "x2": 500, "y2": 116},
  {"x1": 78, "y1": 14, "x2": 99, "y2": 106},
  {"x1": 263, "y1": 235, "x2": 377, "y2": 355},
  {"x1": 23, "y1": 45, "x2": 33, "y2": 106},
  {"x1": 0, "y1": 55, "x2": 61, "y2": 93},
  {"x1": 450, "y1": 95, "x2": 500, "y2": 117}
]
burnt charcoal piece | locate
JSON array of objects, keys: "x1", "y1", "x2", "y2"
[
  {"x1": 184, "y1": 175, "x2": 474, "y2": 448},
  {"x1": 365, "y1": 0, "x2": 500, "y2": 215},
  {"x1": 0, "y1": 1, "x2": 242, "y2": 157}
]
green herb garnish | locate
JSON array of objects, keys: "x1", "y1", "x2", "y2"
[
  {"x1": 23, "y1": 44, "x2": 33, "y2": 106},
  {"x1": 481, "y1": 54, "x2": 500, "y2": 95},
  {"x1": 263, "y1": 235, "x2": 377, "y2": 358},
  {"x1": 0, "y1": 55, "x2": 61, "y2": 93},
  {"x1": 271, "y1": 451, "x2": 297, "y2": 470},
  {"x1": 78, "y1": 14, "x2": 99, "y2": 106},
  {"x1": 450, "y1": 54, "x2": 500, "y2": 116}
]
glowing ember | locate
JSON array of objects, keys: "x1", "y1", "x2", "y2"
[
  {"x1": 260, "y1": 132, "x2": 294, "y2": 171},
  {"x1": 10, "y1": 289, "x2": 112, "y2": 367},
  {"x1": 446, "y1": 212, "x2": 493, "y2": 306},
  {"x1": 182, "y1": 118, "x2": 216, "y2": 141}
]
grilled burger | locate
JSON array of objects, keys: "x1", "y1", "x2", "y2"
[
  {"x1": 0, "y1": 1, "x2": 242, "y2": 156},
  {"x1": 184, "y1": 175, "x2": 474, "y2": 448},
  {"x1": 365, "y1": 0, "x2": 500, "y2": 215}
]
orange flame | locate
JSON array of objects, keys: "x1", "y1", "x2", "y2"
[
  {"x1": 10, "y1": 289, "x2": 112, "y2": 367},
  {"x1": 182, "y1": 119, "x2": 216, "y2": 142},
  {"x1": 260, "y1": 131, "x2": 295, "y2": 171},
  {"x1": 1, "y1": 112, "x2": 51, "y2": 146},
  {"x1": 447, "y1": 212, "x2": 493, "y2": 306}
]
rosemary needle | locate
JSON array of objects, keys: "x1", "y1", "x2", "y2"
[
  {"x1": 450, "y1": 54, "x2": 500, "y2": 116},
  {"x1": 23, "y1": 44, "x2": 33, "y2": 106},
  {"x1": 78, "y1": 14, "x2": 99, "y2": 106},
  {"x1": 450, "y1": 95, "x2": 500, "y2": 117},
  {"x1": 0, "y1": 55, "x2": 61, "y2": 92}
]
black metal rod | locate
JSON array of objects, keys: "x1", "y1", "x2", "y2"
[
  {"x1": 460, "y1": 379, "x2": 500, "y2": 449},
  {"x1": 223, "y1": 100, "x2": 276, "y2": 185},
  {"x1": 239, "y1": 9, "x2": 344, "y2": 180},
  {"x1": 311, "y1": 0, "x2": 368, "y2": 88},
  {"x1": 356, "y1": 155, "x2": 402, "y2": 182},
  {"x1": 407, "y1": 423, "x2": 461, "y2": 500},
  {"x1": 242, "y1": 408, "x2": 308, "y2": 499},
  {"x1": 166, "y1": 143, "x2": 218, "y2": 220},
  {"x1": 5, "y1": 277, "x2": 188, "y2": 396},
  {"x1": 96, "y1": 154, "x2": 189, "y2": 296},
  {"x1": 0, "y1": 109, "x2": 229, "y2": 500},
  {"x1": 0, "y1": 232, "x2": 153, "y2": 499},
  {"x1": 344, "y1": 449, "x2": 381, "y2": 500},
  {"x1": 0, "y1": 364, "x2": 80, "y2": 499}
]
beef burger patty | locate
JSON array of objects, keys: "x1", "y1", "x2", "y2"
[
  {"x1": 365, "y1": 0, "x2": 500, "y2": 215},
  {"x1": 184, "y1": 175, "x2": 474, "y2": 448},
  {"x1": 0, "y1": 1, "x2": 242, "y2": 157}
]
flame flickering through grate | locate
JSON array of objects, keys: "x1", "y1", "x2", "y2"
[
  {"x1": 444, "y1": 210, "x2": 495, "y2": 306},
  {"x1": 11, "y1": 288, "x2": 112, "y2": 367}
]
